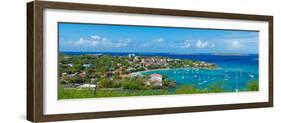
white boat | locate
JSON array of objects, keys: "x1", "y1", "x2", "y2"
[
  {"x1": 224, "y1": 74, "x2": 229, "y2": 80},
  {"x1": 198, "y1": 81, "x2": 208, "y2": 85},
  {"x1": 249, "y1": 74, "x2": 254, "y2": 78},
  {"x1": 236, "y1": 71, "x2": 239, "y2": 92}
]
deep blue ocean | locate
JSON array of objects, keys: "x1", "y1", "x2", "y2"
[{"x1": 63, "y1": 52, "x2": 259, "y2": 91}]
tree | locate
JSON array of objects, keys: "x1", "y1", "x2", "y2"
[
  {"x1": 99, "y1": 78, "x2": 113, "y2": 88},
  {"x1": 209, "y1": 82, "x2": 225, "y2": 92},
  {"x1": 247, "y1": 81, "x2": 259, "y2": 91}
]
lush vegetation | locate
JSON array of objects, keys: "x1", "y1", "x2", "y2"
[
  {"x1": 59, "y1": 53, "x2": 216, "y2": 86},
  {"x1": 58, "y1": 53, "x2": 215, "y2": 96},
  {"x1": 58, "y1": 53, "x2": 258, "y2": 99},
  {"x1": 246, "y1": 80, "x2": 259, "y2": 91},
  {"x1": 59, "y1": 80, "x2": 258, "y2": 99},
  {"x1": 59, "y1": 87, "x2": 171, "y2": 99}
]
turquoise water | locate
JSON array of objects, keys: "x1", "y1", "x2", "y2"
[
  {"x1": 64, "y1": 52, "x2": 259, "y2": 92},
  {"x1": 141, "y1": 55, "x2": 259, "y2": 92}
]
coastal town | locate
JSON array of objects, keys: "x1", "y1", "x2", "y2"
[
  {"x1": 59, "y1": 53, "x2": 216, "y2": 93},
  {"x1": 58, "y1": 23, "x2": 259, "y2": 99}
]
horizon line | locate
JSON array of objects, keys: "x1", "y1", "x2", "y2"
[{"x1": 59, "y1": 51, "x2": 259, "y2": 55}]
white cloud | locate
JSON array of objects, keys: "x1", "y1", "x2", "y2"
[
  {"x1": 183, "y1": 40, "x2": 191, "y2": 48},
  {"x1": 230, "y1": 41, "x2": 242, "y2": 49},
  {"x1": 90, "y1": 35, "x2": 100, "y2": 40},
  {"x1": 153, "y1": 38, "x2": 164, "y2": 43},
  {"x1": 73, "y1": 35, "x2": 130, "y2": 48},
  {"x1": 180, "y1": 40, "x2": 215, "y2": 49},
  {"x1": 74, "y1": 37, "x2": 99, "y2": 47},
  {"x1": 196, "y1": 40, "x2": 209, "y2": 48}
]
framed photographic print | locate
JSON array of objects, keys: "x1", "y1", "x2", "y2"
[{"x1": 27, "y1": 1, "x2": 273, "y2": 122}]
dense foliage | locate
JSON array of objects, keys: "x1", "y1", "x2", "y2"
[
  {"x1": 59, "y1": 53, "x2": 215, "y2": 87},
  {"x1": 59, "y1": 80, "x2": 257, "y2": 99}
]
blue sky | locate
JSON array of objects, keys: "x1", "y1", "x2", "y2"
[{"x1": 59, "y1": 23, "x2": 259, "y2": 54}]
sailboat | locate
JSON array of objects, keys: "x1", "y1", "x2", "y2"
[
  {"x1": 207, "y1": 71, "x2": 210, "y2": 80},
  {"x1": 198, "y1": 81, "x2": 208, "y2": 85},
  {"x1": 240, "y1": 70, "x2": 243, "y2": 77},
  {"x1": 224, "y1": 77, "x2": 229, "y2": 81},
  {"x1": 249, "y1": 74, "x2": 254, "y2": 78},
  {"x1": 222, "y1": 70, "x2": 228, "y2": 88},
  {"x1": 197, "y1": 73, "x2": 209, "y2": 85},
  {"x1": 224, "y1": 70, "x2": 229, "y2": 80},
  {"x1": 194, "y1": 69, "x2": 199, "y2": 78},
  {"x1": 235, "y1": 71, "x2": 239, "y2": 92}
]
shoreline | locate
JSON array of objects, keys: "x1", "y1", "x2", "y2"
[{"x1": 129, "y1": 67, "x2": 217, "y2": 76}]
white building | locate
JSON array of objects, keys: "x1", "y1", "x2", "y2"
[
  {"x1": 144, "y1": 81, "x2": 162, "y2": 87},
  {"x1": 149, "y1": 74, "x2": 162, "y2": 82},
  {"x1": 128, "y1": 53, "x2": 136, "y2": 58},
  {"x1": 144, "y1": 74, "x2": 163, "y2": 87},
  {"x1": 67, "y1": 63, "x2": 73, "y2": 67},
  {"x1": 78, "y1": 84, "x2": 96, "y2": 89},
  {"x1": 83, "y1": 63, "x2": 94, "y2": 68}
]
